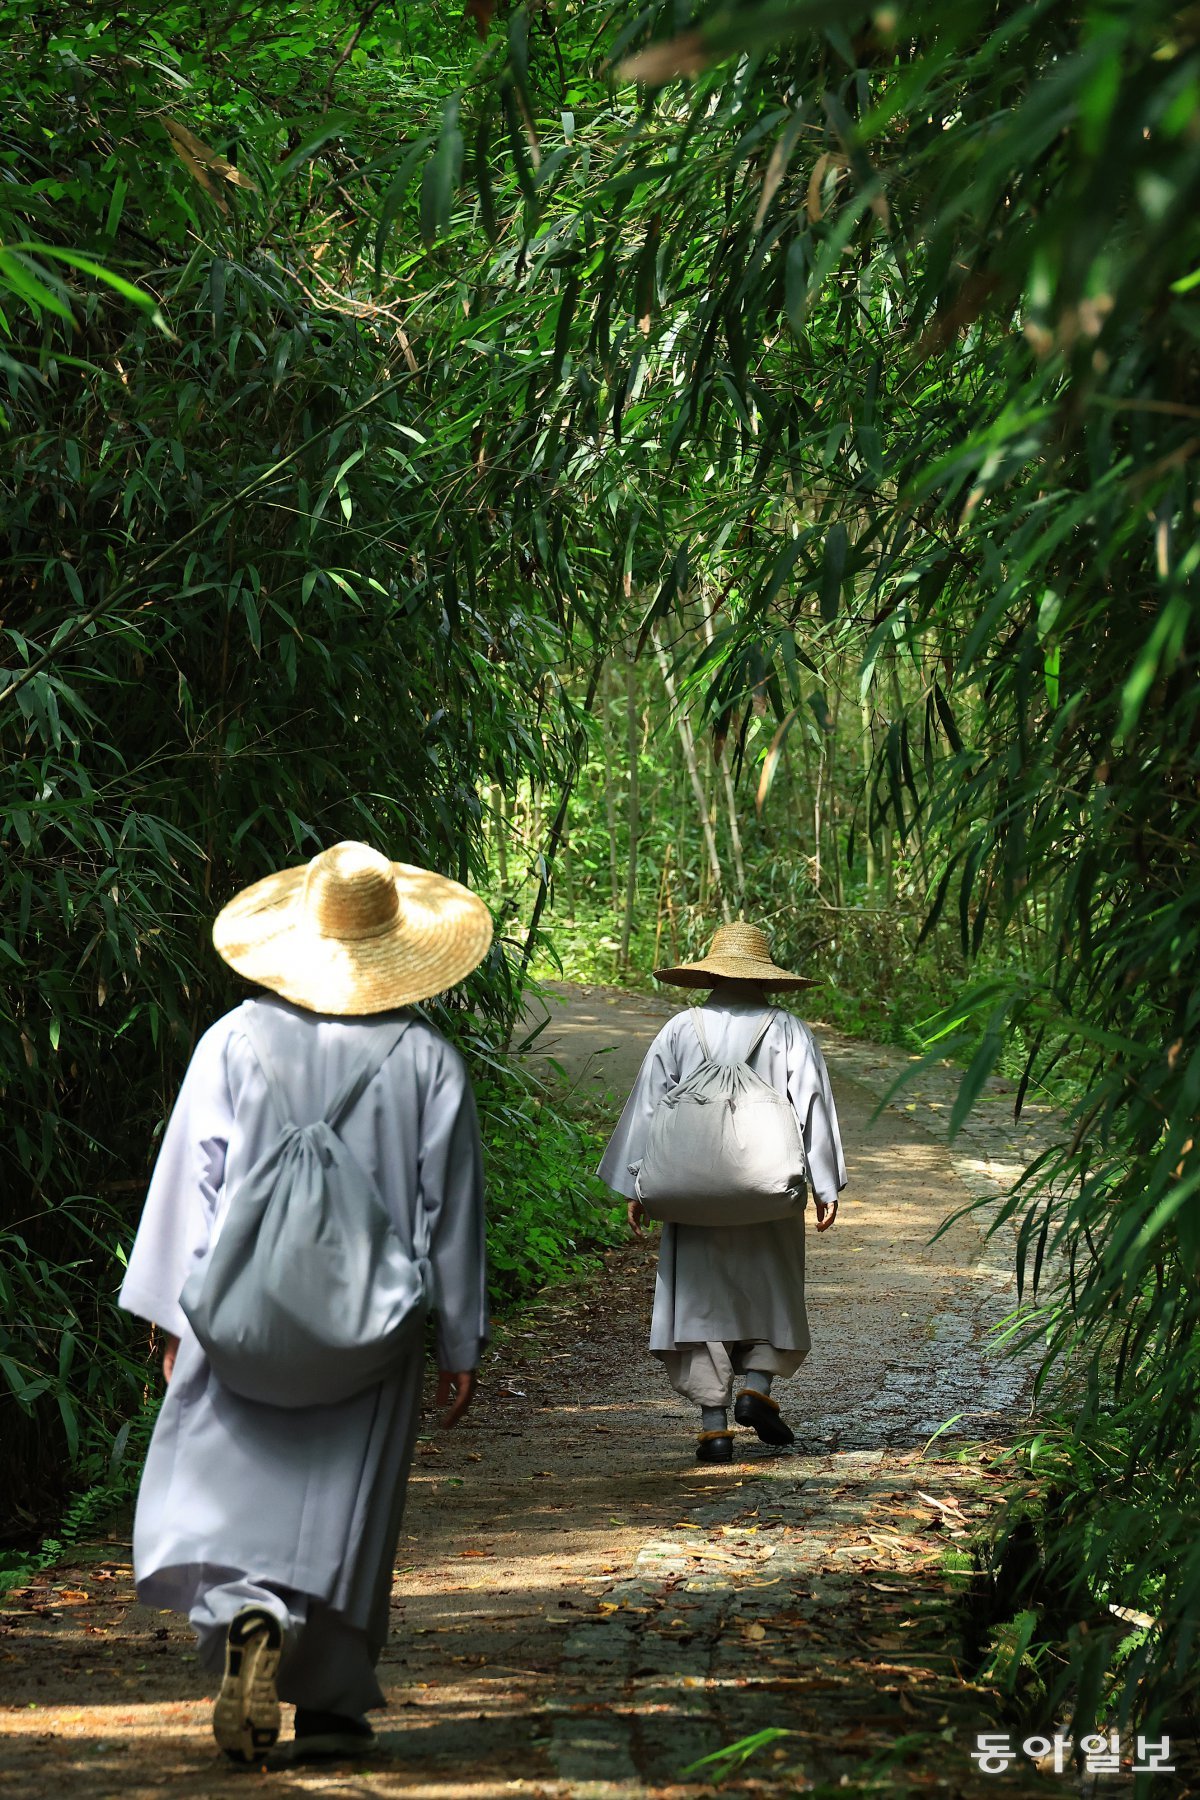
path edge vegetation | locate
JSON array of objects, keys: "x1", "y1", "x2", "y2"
[{"x1": 2, "y1": 0, "x2": 1198, "y2": 1755}]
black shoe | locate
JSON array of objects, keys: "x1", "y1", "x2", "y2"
[
  {"x1": 734, "y1": 1389, "x2": 795, "y2": 1447},
  {"x1": 213, "y1": 1606, "x2": 283, "y2": 1764},
  {"x1": 292, "y1": 1708, "x2": 377, "y2": 1762},
  {"x1": 696, "y1": 1430, "x2": 734, "y2": 1464}
]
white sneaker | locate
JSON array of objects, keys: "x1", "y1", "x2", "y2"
[{"x1": 212, "y1": 1605, "x2": 283, "y2": 1763}]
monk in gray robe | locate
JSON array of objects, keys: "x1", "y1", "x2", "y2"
[
  {"x1": 119, "y1": 841, "x2": 493, "y2": 1763},
  {"x1": 597, "y1": 923, "x2": 846, "y2": 1463}
]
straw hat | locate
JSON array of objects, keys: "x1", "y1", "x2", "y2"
[
  {"x1": 655, "y1": 921, "x2": 816, "y2": 991},
  {"x1": 212, "y1": 840, "x2": 494, "y2": 1016}
]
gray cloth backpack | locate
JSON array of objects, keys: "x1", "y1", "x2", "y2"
[
  {"x1": 180, "y1": 1005, "x2": 429, "y2": 1408},
  {"x1": 631, "y1": 1010, "x2": 808, "y2": 1228}
]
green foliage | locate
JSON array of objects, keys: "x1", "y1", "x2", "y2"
[
  {"x1": 978, "y1": 1608, "x2": 1047, "y2": 1703},
  {"x1": 4, "y1": 0, "x2": 1199, "y2": 1736},
  {"x1": 457, "y1": 0, "x2": 1200, "y2": 1735},
  {"x1": 0, "y1": 0, "x2": 623, "y2": 1530},
  {"x1": 479, "y1": 1079, "x2": 624, "y2": 1305},
  {"x1": 681, "y1": 1728, "x2": 797, "y2": 1781},
  {"x1": 0, "y1": 1477, "x2": 133, "y2": 1594}
]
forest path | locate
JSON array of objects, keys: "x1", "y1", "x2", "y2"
[{"x1": 0, "y1": 987, "x2": 1061, "y2": 1800}]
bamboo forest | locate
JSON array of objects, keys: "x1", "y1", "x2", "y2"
[{"x1": 1, "y1": 0, "x2": 1198, "y2": 1792}]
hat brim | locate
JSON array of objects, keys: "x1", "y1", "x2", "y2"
[
  {"x1": 654, "y1": 959, "x2": 817, "y2": 991},
  {"x1": 213, "y1": 860, "x2": 494, "y2": 1016}
]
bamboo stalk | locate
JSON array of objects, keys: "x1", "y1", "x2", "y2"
[
  {"x1": 490, "y1": 781, "x2": 509, "y2": 891},
  {"x1": 701, "y1": 612, "x2": 746, "y2": 915},
  {"x1": 829, "y1": 663, "x2": 844, "y2": 907},
  {"x1": 620, "y1": 647, "x2": 640, "y2": 969},
  {"x1": 518, "y1": 655, "x2": 606, "y2": 985},
  {"x1": 653, "y1": 841, "x2": 672, "y2": 967},
  {"x1": 860, "y1": 695, "x2": 877, "y2": 894},
  {"x1": 652, "y1": 626, "x2": 730, "y2": 924},
  {"x1": 602, "y1": 662, "x2": 621, "y2": 924}
]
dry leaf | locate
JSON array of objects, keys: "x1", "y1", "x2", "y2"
[
  {"x1": 807, "y1": 152, "x2": 845, "y2": 223},
  {"x1": 618, "y1": 32, "x2": 707, "y2": 85},
  {"x1": 163, "y1": 117, "x2": 258, "y2": 212}
]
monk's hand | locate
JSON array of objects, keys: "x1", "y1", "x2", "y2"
[
  {"x1": 813, "y1": 1197, "x2": 839, "y2": 1233},
  {"x1": 435, "y1": 1369, "x2": 477, "y2": 1429},
  {"x1": 627, "y1": 1198, "x2": 647, "y2": 1240},
  {"x1": 162, "y1": 1332, "x2": 180, "y2": 1384}
]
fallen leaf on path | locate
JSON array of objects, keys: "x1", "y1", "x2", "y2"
[{"x1": 916, "y1": 1490, "x2": 965, "y2": 1513}]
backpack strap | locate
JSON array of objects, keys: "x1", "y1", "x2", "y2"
[
  {"x1": 745, "y1": 1010, "x2": 777, "y2": 1061},
  {"x1": 238, "y1": 1009, "x2": 297, "y2": 1128},
  {"x1": 238, "y1": 1007, "x2": 413, "y2": 1134},
  {"x1": 692, "y1": 1007, "x2": 775, "y2": 1067},
  {"x1": 325, "y1": 1018, "x2": 414, "y2": 1133}
]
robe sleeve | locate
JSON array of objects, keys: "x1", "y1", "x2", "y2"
[
  {"x1": 787, "y1": 1018, "x2": 848, "y2": 1209},
  {"x1": 118, "y1": 1019, "x2": 233, "y2": 1339},
  {"x1": 416, "y1": 1039, "x2": 489, "y2": 1373},
  {"x1": 595, "y1": 1018, "x2": 681, "y2": 1200}
]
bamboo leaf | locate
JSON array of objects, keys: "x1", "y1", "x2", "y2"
[
  {"x1": 948, "y1": 1011, "x2": 1008, "y2": 1140},
  {"x1": 756, "y1": 706, "x2": 800, "y2": 815},
  {"x1": 420, "y1": 98, "x2": 464, "y2": 248},
  {"x1": 8, "y1": 244, "x2": 176, "y2": 338},
  {"x1": 375, "y1": 133, "x2": 435, "y2": 275},
  {"x1": 753, "y1": 105, "x2": 807, "y2": 233},
  {"x1": 275, "y1": 115, "x2": 355, "y2": 182},
  {"x1": 819, "y1": 521, "x2": 847, "y2": 622}
]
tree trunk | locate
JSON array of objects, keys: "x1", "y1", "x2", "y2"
[
  {"x1": 602, "y1": 664, "x2": 621, "y2": 925},
  {"x1": 653, "y1": 627, "x2": 730, "y2": 923},
  {"x1": 860, "y1": 696, "x2": 877, "y2": 894},
  {"x1": 720, "y1": 755, "x2": 746, "y2": 915},
  {"x1": 701, "y1": 613, "x2": 746, "y2": 915},
  {"x1": 519, "y1": 656, "x2": 606, "y2": 985},
  {"x1": 620, "y1": 649, "x2": 640, "y2": 969},
  {"x1": 829, "y1": 667, "x2": 844, "y2": 907},
  {"x1": 654, "y1": 841, "x2": 673, "y2": 967},
  {"x1": 490, "y1": 782, "x2": 509, "y2": 891}
]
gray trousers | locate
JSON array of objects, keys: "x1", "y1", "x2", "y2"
[
  {"x1": 657, "y1": 1340, "x2": 806, "y2": 1408},
  {"x1": 191, "y1": 1577, "x2": 384, "y2": 1717}
]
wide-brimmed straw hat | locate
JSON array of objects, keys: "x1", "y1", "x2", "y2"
[
  {"x1": 212, "y1": 840, "x2": 494, "y2": 1016},
  {"x1": 655, "y1": 921, "x2": 816, "y2": 991}
]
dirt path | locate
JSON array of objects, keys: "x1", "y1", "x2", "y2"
[{"x1": 0, "y1": 988, "x2": 1083, "y2": 1798}]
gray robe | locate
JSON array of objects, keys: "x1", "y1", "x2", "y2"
[
  {"x1": 597, "y1": 984, "x2": 847, "y2": 1355},
  {"x1": 119, "y1": 995, "x2": 487, "y2": 1649}
]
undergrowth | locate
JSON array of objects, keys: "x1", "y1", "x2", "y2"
[{"x1": 478, "y1": 1073, "x2": 624, "y2": 1306}]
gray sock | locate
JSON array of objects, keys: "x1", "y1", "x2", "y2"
[
  {"x1": 742, "y1": 1370, "x2": 773, "y2": 1396},
  {"x1": 701, "y1": 1406, "x2": 728, "y2": 1432}
]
